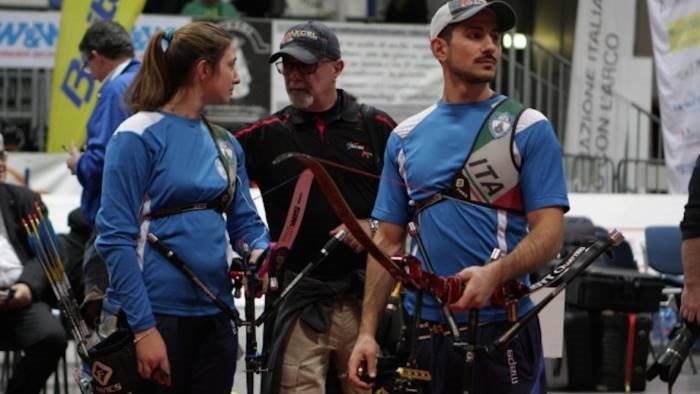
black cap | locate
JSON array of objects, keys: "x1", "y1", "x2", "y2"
[{"x1": 269, "y1": 21, "x2": 341, "y2": 64}]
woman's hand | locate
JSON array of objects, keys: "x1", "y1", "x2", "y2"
[
  {"x1": 247, "y1": 248, "x2": 269, "y2": 297},
  {"x1": 134, "y1": 327, "x2": 171, "y2": 386}
]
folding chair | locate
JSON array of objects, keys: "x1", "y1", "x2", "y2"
[{"x1": 645, "y1": 226, "x2": 684, "y2": 285}]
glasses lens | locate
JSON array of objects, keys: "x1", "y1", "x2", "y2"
[
  {"x1": 277, "y1": 60, "x2": 319, "y2": 75},
  {"x1": 298, "y1": 63, "x2": 317, "y2": 74}
]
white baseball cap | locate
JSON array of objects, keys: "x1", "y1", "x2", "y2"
[{"x1": 430, "y1": 0, "x2": 516, "y2": 39}]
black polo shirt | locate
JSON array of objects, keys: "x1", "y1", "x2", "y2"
[{"x1": 235, "y1": 90, "x2": 396, "y2": 281}]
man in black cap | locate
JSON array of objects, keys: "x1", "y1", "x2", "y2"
[
  {"x1": 348, "y1": 1, "x2": 567, "y2": 393},
  {"x1": 235, "y1": 20, "x2": 396, "y2": 394}
]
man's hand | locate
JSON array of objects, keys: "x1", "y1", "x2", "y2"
[
  {"x1": 680, "y1": 282, "x2": 700, "y2": 324},
  {"x1": 450, "y1": 264, "x2": 501, "y2": 312},
  {"x1": 65, "y1": 142, "x2": 82, "y2": 175},
  {"x1": 347, "y1": 333, "x2": 379, "y2": 389},
  {"x1": 134, "y1": 327, "x2": 171, "y2": 386},
  {"x1": 681, "y1": 237, "x2": 700, "y2": 324},
  {"x1": 330, "y1": 219, "x2": 371, "y2": 253},
  {"x1": 448, "y1": 207, "x2": 563, "y2": 312},
  {"x1": 0, "y1": 283, "x2": 32, "y2": 311}
]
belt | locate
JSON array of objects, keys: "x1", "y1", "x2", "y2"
[
  {"x1": 415, "y1": 318, "x2": 502, "y2": 340},
  {"x1": 416, "y1": 321, "x2": 474, "y2": 340}
]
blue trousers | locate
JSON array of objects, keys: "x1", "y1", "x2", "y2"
[
  {"x1": 144, "y1": 313, "x2": 238, "y2": 394},
  {"x1": 414, "y1": 317, "x2": 546, "y2": 394}
]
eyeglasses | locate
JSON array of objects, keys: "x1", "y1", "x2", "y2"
[{"x1": 274, "y1": 59, "x2": 333, "y2": 76}]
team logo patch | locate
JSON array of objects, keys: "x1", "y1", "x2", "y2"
[
  {"x1": 215, "y1": 140, "x2": 234, "y2": 181},
  {"x1": 346, "y1": 141, "x2": 374, "y2": 159},
  {"x1": 92, "y1": 361, "x2": 113, "y2": 386},
  {"x1": 489, "y1": 112, "x2": 514, "y2": 139},
  {"x1": 218, "y1": 141, "x2": 234, "y2": 162},
  {"x1": 215, "y1": 161, "x2": 227, "y2": 180}
]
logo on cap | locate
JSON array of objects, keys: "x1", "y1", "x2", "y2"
[
  {"x1": 282, "y1": 29, "x2": 320, "y2": 45},
  {"x1": 450, "y1": 0, "x2": 485, "y2": 14},
  {"x1": 270, "y1": 21, "x2": 341, "y2": 64}
]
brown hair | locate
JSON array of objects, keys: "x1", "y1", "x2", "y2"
[
  {"x1": 438, "y1": 24, "x2": 457, "y2": 42},
  {"x1": 128, "y1": 21, "x2": 232, "y2": 113}
]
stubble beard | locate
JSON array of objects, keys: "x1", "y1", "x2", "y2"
[
  {"x1": 452, "y1": 66, "x2": 496, "y2": 85},
  {"x1": 447, "y1": 56, "x2": 497, "y2": 85}
]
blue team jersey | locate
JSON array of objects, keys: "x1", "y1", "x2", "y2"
[
  {"x1": 96, "y1": 111, "x2": 269, "y2": 332},
  {"x1": 372, "y1": 95, "x2": 569, "y2": 323}
]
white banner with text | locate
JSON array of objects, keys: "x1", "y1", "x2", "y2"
[
  {"x1": 647, "y1": 0, "x2": 700, "y2": 193},
  {"x1": 0, "y1": 11, "x2": 190, "y2": 68},
  {"x1": 565, "y1": 0, "x2": 652, "y2": 192}
]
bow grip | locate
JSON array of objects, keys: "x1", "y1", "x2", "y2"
[{"x1": 443, "y1": 276, "x2": 464, "y2": 305}]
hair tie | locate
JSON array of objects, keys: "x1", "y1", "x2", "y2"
[{"x1": 161, "y1": 28, "x2": 175, "y2": 52}]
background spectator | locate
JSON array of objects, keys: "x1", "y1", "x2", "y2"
[{"x1": 181, "y1": 0, "x2": 240, "y2": 18}]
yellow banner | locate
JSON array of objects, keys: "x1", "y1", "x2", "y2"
[{"x1": 47, "y1": 0, "x2": 145, "y2": 152}]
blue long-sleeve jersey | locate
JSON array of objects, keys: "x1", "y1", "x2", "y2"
[
  {"x1": 77, "y1": 59, "x2": 140, "y2": 227},
  {"x1": 373, "y1": 96, "x2": 569, "y2": 323},
  {"x1": 95, "y1": 111, "x2": 269, "y2": 332}
]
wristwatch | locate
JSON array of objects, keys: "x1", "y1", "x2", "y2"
[{"x1": 367, "y1": 218, "x2": 379, "y2": 237}]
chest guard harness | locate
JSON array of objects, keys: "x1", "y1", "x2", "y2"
[
  {"x1": 147, "y1": 123, "x2": 236, "y2": 219},
  {"x1": 414, "y1": 97, "x2": 527, "y2": 216}
]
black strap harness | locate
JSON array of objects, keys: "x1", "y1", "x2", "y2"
[{"x1": 146, "y1": 191, "x2": 231, "y2": 219}]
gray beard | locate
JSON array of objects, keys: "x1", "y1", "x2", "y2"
[{"x1": 288, "y1": 91, "x2": 314, "y2": 109}]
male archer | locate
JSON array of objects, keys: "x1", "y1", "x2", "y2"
[
  {"x1": 235, "y1": 21, "x2": 396, "y2": 394},
  {"x1": 348, "y1": 1, "x2": 569, "y2": 393}
]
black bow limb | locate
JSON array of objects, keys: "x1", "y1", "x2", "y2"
[
  {"x1": 485, "y1": 229, "x2": 624, "y2": 354},
  {"x1": 230, "y1": 242, "x2": 269, "y2": 394}
]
